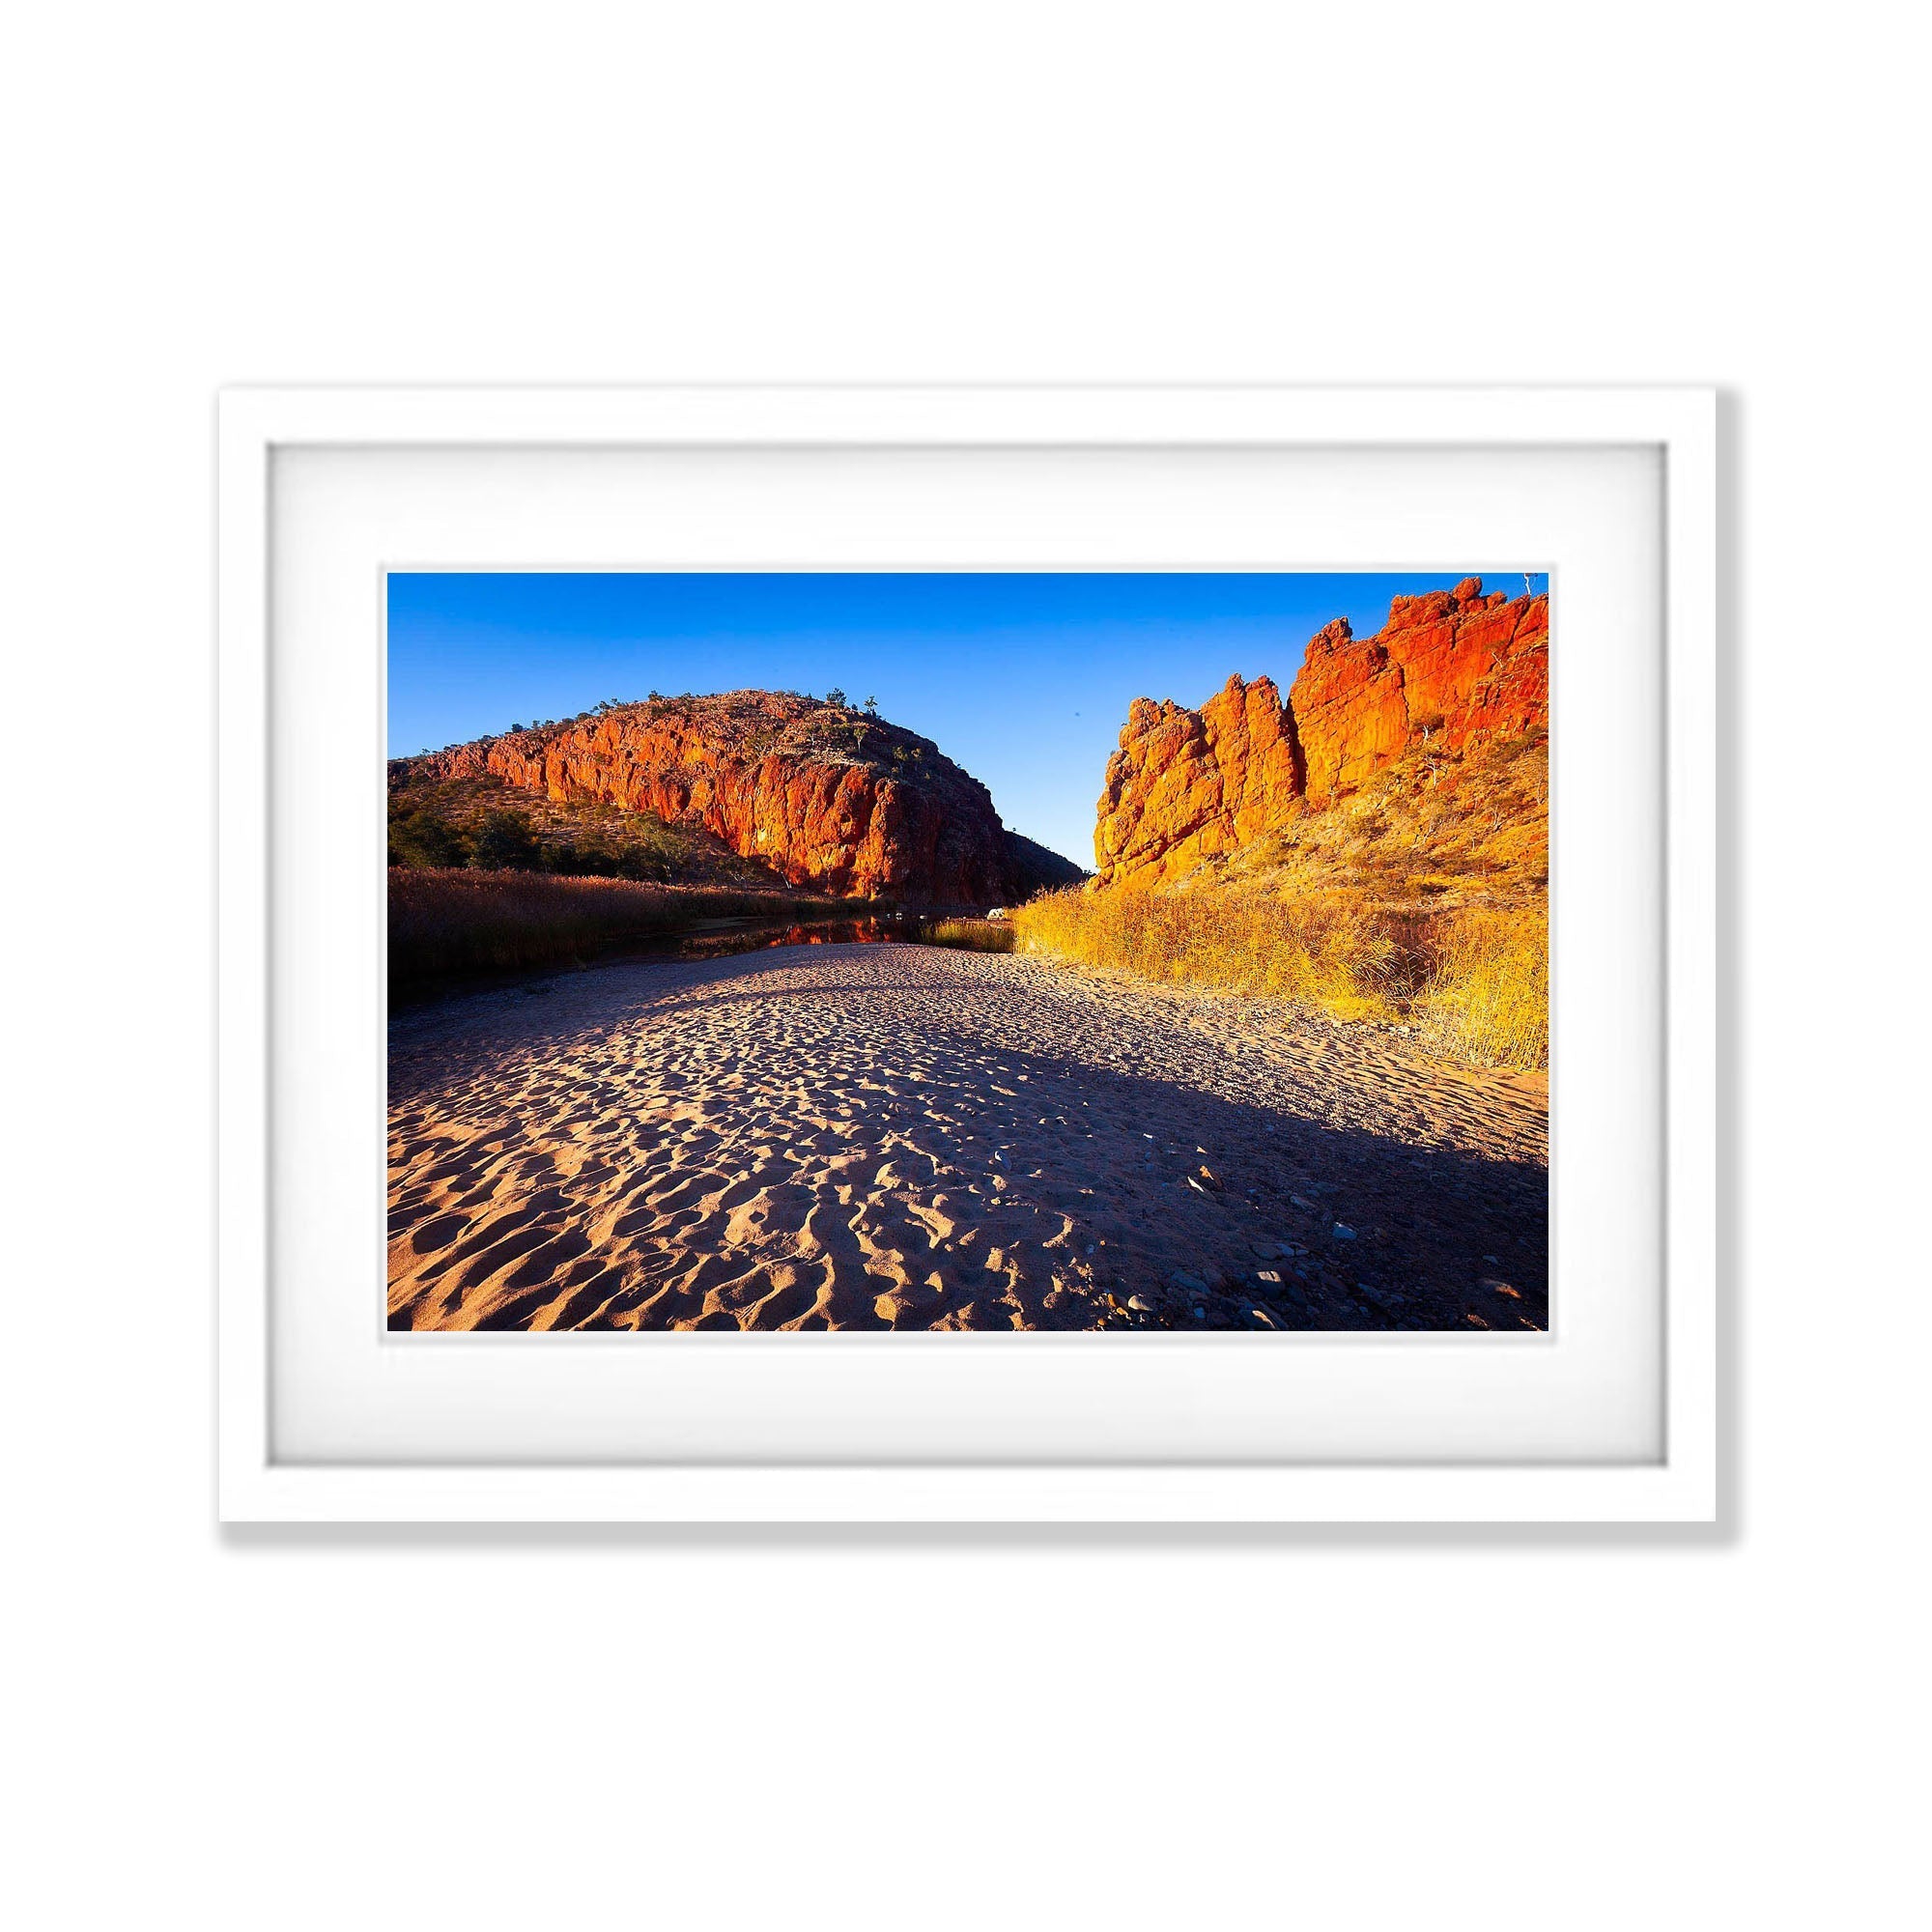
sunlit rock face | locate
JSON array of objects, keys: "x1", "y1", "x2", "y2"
[
  {"x1": 1094, "y1": 579, "x2": 1549, "y2": 885},
  {"x1": 412, "y1": 688, "x2": 1083, "y2": 904},
  {"x1": 1293, "y1": 579, "x2": 1549, "y2": 807},
  {"x1": 1094, "y1": 673, "x2": 1304, "y2": 887}
]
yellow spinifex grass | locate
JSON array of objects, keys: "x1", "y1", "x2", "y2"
[
  {"x1": 1011, "y1": 883, "x2": 1547, "y2": 1070},
  {"x1": 1410, "y1": 902, "x2": 1548, "y2": 1070},
  {"x1": 1013, "y1": 883, "x2": 1417, "y2": 1017}
]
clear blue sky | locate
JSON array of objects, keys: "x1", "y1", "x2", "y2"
[{"x1": 387, "y1": 571, "x2": 1546, "y2": 867}]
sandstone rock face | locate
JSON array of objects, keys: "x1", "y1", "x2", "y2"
[
  {"x1": 1293, "y1": 577, "x2": 1548, "y2": 807},
  {"x1": 1094, "y1": 578, "x2": 1548, "y2": 884},
  {"x1": 408, "y1": 689, "x2": 1081, "y2": 904},
  {"x1": 1095, "y1": 673, "x2": 1304, "y2": 887}
]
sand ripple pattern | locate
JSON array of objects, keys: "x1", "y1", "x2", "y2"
[{"x1": 388, "y1": 946, "x2": 1548, "y2": 1331}]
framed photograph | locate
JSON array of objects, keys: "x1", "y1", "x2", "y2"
[{"x1": 218, "y1": 385, "x2": 1716, "y2": 1521}]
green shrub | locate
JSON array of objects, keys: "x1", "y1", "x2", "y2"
[
  {"x1": 387, "y1": 802, "x2": 471, "y2": 869},
  {"x1": 469, "y1": 810, "x2": 541, "y2": 869}
]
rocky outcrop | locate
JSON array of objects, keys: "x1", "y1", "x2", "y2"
[
  {"x1": 1293, "y1": 578, "x2": 1548, "y2": 806},
  {"x1": 1094, "y1": 579, "x2": 1548, "y2": 885},
  {"x1": 401, "y1": 689, "x2": 1083, "y2": 904},
  {"x1": 1094, "y1": 673, "x2": 1304, "y2": 887}
]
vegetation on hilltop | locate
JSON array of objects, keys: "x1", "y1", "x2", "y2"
[{"x1": 419, "y1": 688, "x2": 955, "y2": 780}]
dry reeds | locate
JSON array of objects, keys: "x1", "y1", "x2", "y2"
[
  {"x1": 1409, "y1": 903, "x2": 1548, "y2": 1070},
  {"x1": 914, "y1": 918, "x2": 1016, "y2": 953},
  {"x1": 388, "y1": 868, "x2": 863, "y2": 987},
  {"x1": 1010, "y1": 881, "x2": 1547, "y2": 1069}
]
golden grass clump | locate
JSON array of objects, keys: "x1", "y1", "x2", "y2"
[
  {"x1": 1011, "y1": 883, "x2": 1423, "y2": 1021},
  {"x1": 1411, "y1": 903, "x2": 1548, "y2": 1071},
  {"x1": 916, "y1": 918, "x2": 1017, "y2": 953},
  {"x1": 1011, "y1": 884, "x2": 1546, "y2": 1068}
]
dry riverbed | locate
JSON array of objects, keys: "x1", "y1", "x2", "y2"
[{"x1": 388, "y1": 943, "x2": 1548, "y2": 1331}]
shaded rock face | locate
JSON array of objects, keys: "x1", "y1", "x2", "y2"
[
  {"x1": 407, "y1": 689, "x2": 1079, "y2": 904},
  {"x1": 1095, "y1": 578, "x2": 1548, "y2": 885}
]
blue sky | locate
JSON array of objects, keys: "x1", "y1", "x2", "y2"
[{"x1": 387, "y1": 571, "x2": 1546, "y2": 867}]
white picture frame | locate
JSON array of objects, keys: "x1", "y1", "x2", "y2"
[{"x1": 218, "y1": 384, "x2": 1716, "y2": 1523}]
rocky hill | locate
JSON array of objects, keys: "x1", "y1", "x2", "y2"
[
  {"x1": 1095, "y1": 578, "x2": 1548, "y2": 886},
  {"x1": 396, "y1": 689, "x2": 1084, "y2": 905},
  {"x1": 388, "y1": 765, "x2": 792, "y2": 889}
]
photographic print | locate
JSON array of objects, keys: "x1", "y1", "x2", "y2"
[{"x1": 387, "y1": 571, "x2": 1548, "y2": 1333}]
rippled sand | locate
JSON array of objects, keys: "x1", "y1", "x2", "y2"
[{"x1": 388, "y1": 944, "x2": 1548, "y2": 1331}]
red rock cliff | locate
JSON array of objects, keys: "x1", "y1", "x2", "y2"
[
  {"x1": 1095, "y1": 578, "x2": 1548, "y2": 885},
  {"x1": 404, "y1": 689, "x2": 1081, "y2": 904}
]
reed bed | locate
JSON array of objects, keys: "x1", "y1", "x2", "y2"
[
  {"x1": 388, "y1": 868, "x2": 865, "y2": 987},
  {"x1": 913, "y1": 918, "x2": 1017, "y2": 953}
]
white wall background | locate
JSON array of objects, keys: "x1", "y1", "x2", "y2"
[{"x1": 4, "y1": 5, "x2": 1923, "y2": 1927}]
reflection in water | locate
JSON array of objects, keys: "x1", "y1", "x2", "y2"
[{"x1": 646, "y1": 918, "x2": 906, "y2": 962}]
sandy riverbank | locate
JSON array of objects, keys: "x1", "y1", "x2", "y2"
[{"x1": 388, "y1": 943, "x2": 1548, "y2": 1331}]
